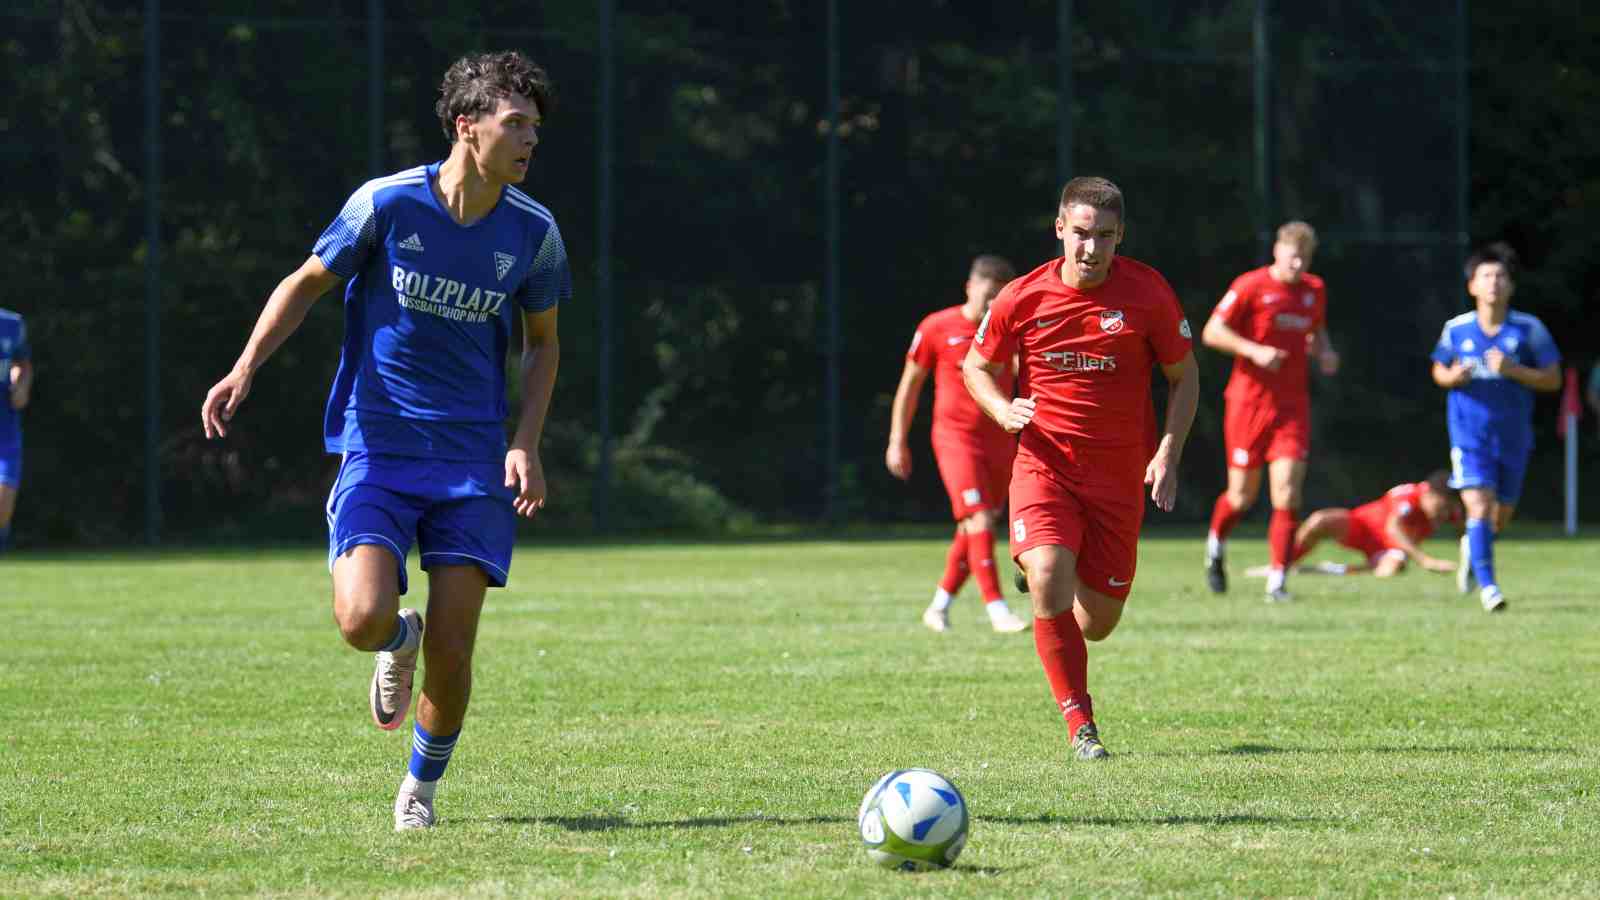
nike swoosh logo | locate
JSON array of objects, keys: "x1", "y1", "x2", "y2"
[
  {"x1": 1108, "y1": 577, "x2": 1131, "y2": 587},
  {"x1": 1035, "y1": 317, "x2": 1062, "y2": 328}
]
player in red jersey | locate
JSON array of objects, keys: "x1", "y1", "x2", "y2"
[
  {"x1": 1200, "y1": 221, "x2": 1340, "y2": 602},
  {"x1": 963, "y1": 177, "x2": 1199, "y2": 760},
  {"x1": 1248, "y1": 471, "x2": 1461, "y2": 577},
  {"x1": 887, "y1": 255, "x2": 1030, "y2": 634}
]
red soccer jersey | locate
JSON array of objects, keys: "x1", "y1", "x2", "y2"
[
  {"x1": 1351, "y1": 482, "x2": 1437, "y2": 547},
  {"x1": 907, "y1": 305, "x2": 1014, "y2": 442},
  {"x1": 971, "y1": 256, "x2": 1192, "y2": 488},
  {"x1": 1214, "y1": 266, "x2": 1326, "y2": 411}
]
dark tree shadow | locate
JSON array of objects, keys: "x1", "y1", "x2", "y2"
[
  {"x1": 490, "y1": 814, "x2": 851, "y2": 831},
  {"x1": 1145, "y1": 743, "x2": 1582, "y2": 758},
  {"x1": 981, "y1": 813, "x2": 1327, "y2": 827}
]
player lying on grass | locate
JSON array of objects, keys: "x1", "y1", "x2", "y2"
[{"x1": 1244, "y1": 471, "x2": 1462, "y2": 577}]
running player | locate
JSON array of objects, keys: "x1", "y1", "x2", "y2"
[
  {"x1": 964, "y1": 176, "x2": 1199, "y2": 760},
  {"x1": 1431, "y1": 242, "x2": 1560, "y2": 612},
  {"x1": 201, "y1": 51, "x2": 570, "y2": 829},
  {"x1": 0, "y1": 307, "x2": 32, "y2": 554},
  {"x1": 1250, "y1": 472, "x2": 1461, "y2": 577},
  {"x1": 886, "y1": 254, "x2": 1029, "y2": 634},
  {"x1": 1200, "y1": 221, "x2": 1339, "y2": 602}
]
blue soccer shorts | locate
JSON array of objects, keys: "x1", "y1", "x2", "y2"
[
  {"x1": 325, "y1": 450, "x2": 516, "y2": 594},
  {"x1": 0, "y1": 442, "x2": 20, "y2": 488},
  {"x1": 1449, "y1": 436, "x2": 1532, "y2": 507}
]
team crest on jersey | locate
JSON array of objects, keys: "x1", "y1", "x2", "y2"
[
  {"x1": 1099, "y1": 310, "x2": 1125, "y2": 334},
  {"x1": 494, "y1": 252, "x2": 517, "y2": 281},
  {"x1": 1462, "y1": 339, "x2": 1475, "y2": 352},
  {"x1": 1504, "y1": 336, "x2": 1519, "y2": 352}
]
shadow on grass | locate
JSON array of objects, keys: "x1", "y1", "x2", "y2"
[
  {"x1": 981, "y1": 813, "x2": 1325, "y2": 827},
  {"x1": 493, "y1": 814, "x2": 851, "y2": 831},
  {"x1": 1145, "y1": 742, "x2": 1577, "y2": 757}
]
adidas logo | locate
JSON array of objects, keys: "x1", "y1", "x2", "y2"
[{"x1": 398, "y1": 233, "x2": 425, "y2": 253}]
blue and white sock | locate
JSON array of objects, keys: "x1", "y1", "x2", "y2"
[
  {"x1": 379, "y1": 615, "x2": 418, "y2": 654},
  {"x1": 403, "y1": 723, "x2": 460, "y2": 798},
  {"x1": 1466, "y1": 517, "x2": 1497, "y2": 591}
]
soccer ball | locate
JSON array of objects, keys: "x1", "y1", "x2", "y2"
[{"x1": 856, "y1": 769, "x2": 969, "y2": 871}]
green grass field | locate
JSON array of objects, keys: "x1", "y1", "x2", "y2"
[{"x1": 4, "y1": 527, "x2": 1598, "y2": 897}]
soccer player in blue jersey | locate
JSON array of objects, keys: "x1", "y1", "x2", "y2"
[
  {"x1": 1430, "y1": 242, "x2": 1560, "y2": 613},
  {"x1": 201, "y1": 51, "x2": 570, "y2": 830},
  {"x1": 0, "y1": 307, "x2": 33, "y2": 554}
]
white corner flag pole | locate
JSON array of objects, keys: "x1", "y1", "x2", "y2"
[{"x1": 1561, "y1": 367, "x2": 1580, "y2": 536}]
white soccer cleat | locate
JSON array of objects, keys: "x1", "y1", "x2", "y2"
[
  {"x1": 922, "y1": 605, "x2": 950, "y2": 633},
  {"x1": 1265, "y1": 587, "x2": 1293, "y2": 604},
  {"x1": 1480, "y1": 586, "x2": 1507, "y2": 613},
  {"x1": 988, "y1": 608, "x2": 1031, "y2": 633},
  {"x1": 394, "y1": 789, "x2": 436, "y2": 831},
  {"x1": 1456, "y1": 535, "x2": 1475, "y2": 595},
  {"x1": 370, "y1": 609, "x2": 424, "y2": 731}
]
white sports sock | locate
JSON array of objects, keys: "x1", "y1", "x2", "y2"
[
  {"x1": 1265, "y1": 567, "x2": 1286, "y2": 592},
  {"x1": 1205, "y1": 532, "x2": 1223, "y2": 561},
  {"x1": 984, "y1": 599, "x2": 1015, "y2": 621},
  {"x1": 929, "y1": 588, "x2": 954, "y2": 611},
  {"x1": 400, "y1": 773, "x2": 438, "y2": 801}
]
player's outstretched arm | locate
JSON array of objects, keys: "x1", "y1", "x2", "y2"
[
  {"x1": 1201, "y1": 314, "x2": 1285, "y2": 371},
  {"x1": 1145, "y1": 351, "x2": 1199, "y2": 512},
  {"x1": 8, "y1": 360, "x2": 31, "y2": 411},
  {"x1": 885, "y1": 360, "x2": 929, "y2": 480},
  {"x1": 201, "y1": 255, "x2": 342, "y2": 439},
  {"x1": 962, "y1": 349, "x2": 1033, "y2": 433},
  {"x1": 1384, "y1": 513, "x2": 1452, "y2": 572},
  {"x1": 506, "y1": 306, "x2": 559, "y2": 519}
]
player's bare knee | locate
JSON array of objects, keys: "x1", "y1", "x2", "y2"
[
  {"x1": 331, "y1": 588, "x2": 396, "y2": 649},
  {"x1": 1081, "y1": 621, "x2": 1116, "y2": 642},
  {"x1": 963, "y1": 510, "x2": 994, "y2": 534}
]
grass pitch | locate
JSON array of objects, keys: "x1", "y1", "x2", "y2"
[{"x1": 3, "y1": 527, "x2": 1597, "y2": 897}]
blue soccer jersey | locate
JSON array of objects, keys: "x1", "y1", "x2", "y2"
[
  {"x1": 1430, "y1": 310, "x2": 1560, "y2": 451},
  {"x1": 313, "y1": 163, "x2": 572, "y2": 460},
  {"x1": 0, "y1": 308, "x2": 29, "y2": 448}
]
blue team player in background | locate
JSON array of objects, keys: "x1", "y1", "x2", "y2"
[
  {"x1": 1430, "y1": 242, "x2": 1560, "y2": 613},
  {"x1": 0, "y1": 307, "x2": 33, "y2": 554},
  {"x1": 201, "y1": 50, "x2": 570, "y2": 830}
]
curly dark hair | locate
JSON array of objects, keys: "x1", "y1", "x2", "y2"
[{"x1": 435, "y1": 51, "x2": 555, "y2": 143}]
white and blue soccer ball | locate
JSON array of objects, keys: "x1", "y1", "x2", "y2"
[{"x1": 856, "y1": 768, "x2": 969, "y2": 871}]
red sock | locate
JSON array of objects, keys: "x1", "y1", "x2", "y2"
[
  {"x1": 1269, "y1": 508, "x2": 1298, "y2": 569},
  {"x1": 966, "y1": 528, "x2": 1004, "y2": 602},
  {"x1": 1289, "y1": 535, "x2": 1314, "y2": 566},
  {"x1": 1209, "y1": 494, "x2": 1242, "y2": 541},
  {"x1": 938, "y1": 531, "x2": 970, "y2": 594},
  {"x1": 1034, "y1": 614, "x2": 1092, "y2": 735}
]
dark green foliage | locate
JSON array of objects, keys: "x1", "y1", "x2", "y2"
[{"x1": 3, "y1": 1, "x2": 1596, "y2": 543}]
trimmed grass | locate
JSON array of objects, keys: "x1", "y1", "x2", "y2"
[{"x1": 3, "y1": 527, "x2": 1597, "y2": 897}]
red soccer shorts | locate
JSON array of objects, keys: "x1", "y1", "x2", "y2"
[
  {"x1": 932, "y1": 432, "x2": 1015, "y2": 520},
  {"x1": 1343, "y1": 512, "x2": 1403, "y2": 567},
  {"x1": 1223, "y1": 400, "x2": 1309, "y2": 469},
  {"x1": 1007, "y1": 458, "x2": 1144, "y2": 601}
]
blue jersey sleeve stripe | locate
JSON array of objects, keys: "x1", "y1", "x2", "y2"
[
  {"x1": 504, "y1": 187, "x2": 555, "y2": 224},
  {"x1": 518, "y1": 223, "x2": 571, "y2": 313},
  {"x1": 312, "y1": 172, "x2": 426, "y2": 278}
]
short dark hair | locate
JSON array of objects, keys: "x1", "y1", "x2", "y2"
[
  {"x1": 1059, "y1": 176, "x2": 1124, "y2": 221},
  {"x1": 969, "y1": 254, "x2": 1016, "y2": 283},
  {"x1": 1424, "y1": 469, "x2": 1456, "y2": 496},
  {"x1": 435, "y1": 51, "x2": 555, "y2": 143},
  {"x1": 1464, "y1": 241, "x2": 1518, "y2": 284}
]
